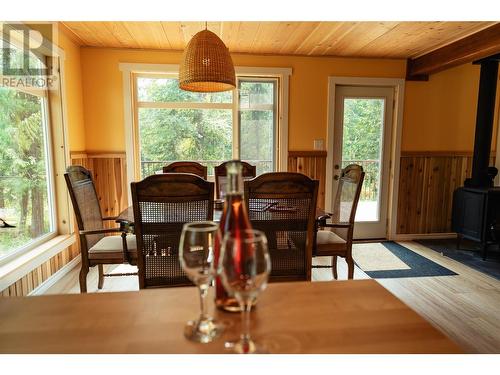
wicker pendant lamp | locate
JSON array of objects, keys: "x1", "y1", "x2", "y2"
[{"x1": 179, "y1": 28, "x2": 236, "y2": 92}]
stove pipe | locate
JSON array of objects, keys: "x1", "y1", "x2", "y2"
[{"x1": 465, "y1": 55, "x2": 500, "y2": 188}]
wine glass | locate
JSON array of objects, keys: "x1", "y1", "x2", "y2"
[
  {"x1": 219, "y1": 229, "x2": 271, "y2": 354},
  {"x1": 179, "y1": 221, "x2": 223, "y2": 343}
]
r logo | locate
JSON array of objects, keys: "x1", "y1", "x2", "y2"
[{"x1": 1, "y1": 22, "x2": 55, "y2": 76}]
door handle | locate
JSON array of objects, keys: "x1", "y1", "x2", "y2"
[
  {"x1": 334, "y1": 164, "x2": 340, "y2": 170},
  {"x1": 334, "y1": 175, "x2": 340, "y2": 180}
]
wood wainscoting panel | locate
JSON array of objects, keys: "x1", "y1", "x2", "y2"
[
  {"x1": 70, "y1": 152, "x2": 129, "y2": 229},
  {"x1": 288, "y1": 151, "x2": 327, "y2": 209},
  {"x1": 397, "y1": 151, "x2": 495, "y2": 234}
]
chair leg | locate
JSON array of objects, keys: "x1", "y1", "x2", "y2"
[
  {"x1": 346, "y1": 256, "x2": 354, "y2": 280},
  {"x1": 98, "y1": 264, "x2": 105, "y2": 289},
  {"x1": 331, "y1": 256, "x2": 338, "y2": 280},
  {"x1": 79, "y1": 265, "x2": 89, "y2": 293}
]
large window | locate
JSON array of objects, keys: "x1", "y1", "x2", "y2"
[
  {"x1": 135, "y1": 74, "x2": 278, "y2": 178},
  {"x1": 0, "y1": 42, "x2": 55, "y2": 260}
]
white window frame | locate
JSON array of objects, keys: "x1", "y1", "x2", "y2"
[
  {"x1": 120, "y1": 63, "x2": 291, "y2": 202},
  {"x1": 0, "y1": 83, "x2": 58, "y2": 261},
  {"x1": 0, "y1": 25, "x2": 74, "y2": 289}
]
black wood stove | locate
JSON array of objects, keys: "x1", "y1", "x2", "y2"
[{"x1": 451, "y1": 54, "x2": 500, "y2": 260}]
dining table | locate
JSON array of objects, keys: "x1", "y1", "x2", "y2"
[{"x1": 0, "y1": 279, "x2": 462, "y2": 353}]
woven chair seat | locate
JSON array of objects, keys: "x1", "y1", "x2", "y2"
[
  {"x1": 315, "y1": 230, "x2": 347, "y2": 256},
  {"x1": 89, "y1": 235, "x2": 137, "y2": 260}
]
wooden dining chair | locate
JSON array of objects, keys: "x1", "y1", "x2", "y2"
[
  {"x1": 214, "y1": 160, "x2": 256, "y2": 199},
  {"x1": 64, "y1": 166, "x2": 137, "y2": 293},
  {"x1": 131, "y1": 173, "x2": 214, "y2": 289},
  {"x1": 315, "y1": 164, "x2": 365, "y2": 279},
  {"x1": 162, "y1": 161, "x2": 208, "y2": 179},
  {"x1": 245, "y1": 173, "x2": 319, "y2": 282}
]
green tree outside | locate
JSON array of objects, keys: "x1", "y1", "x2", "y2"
[
  {"x1": 138, "y1": 78, "x2": 276, "y2": 177},
  {"x1": 0, "y1": 88, "x2": 51, "y2": 256},
  {"x1": 342, "y1": 98, "x2": 384, "y2": 201}
]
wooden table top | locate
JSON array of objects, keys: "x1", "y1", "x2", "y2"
[{"x1": 0, "y1": 280, "x2": 462, "y2": 354}]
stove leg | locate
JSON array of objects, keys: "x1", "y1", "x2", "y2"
[
  {"x1": 456, "y1": 234, "x2": 462, "y2": 250},
  {"x1": 482, "y1": 243, "x2": 487, "y2": 260}
]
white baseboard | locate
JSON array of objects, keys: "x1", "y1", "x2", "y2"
[
  {"x1": 390, "y1": 233, "x2": 457, "y2": 241},
  {"x1": 29, "y1": 255, "x2": 81, "y2": 296}
]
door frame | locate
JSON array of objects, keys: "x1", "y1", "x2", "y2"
[
  {"x1": 333, "y1": 85, "x2": 394, "y2": 239},
  {"x1": 325, "y1": 77, "x2": 406, "y2": 240}
]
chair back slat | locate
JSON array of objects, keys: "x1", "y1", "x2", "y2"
[
  {"x1": 244, "y1": 172, "x2": 318, "y2": 282},
  {"x1": 215, "y1": 161, "x2": 256, "y2": 199},
  {"x1": 64, "y1": 166, "x2": 104, "y2": 250},
  {"x1": 131, "y1": 173, "x2": 214, "y2": 288},
  {"x1": 162, "y1": 161, "x2": 208, "y2": 180},
  {"x1": 331, "y1": 164, "x2": 365, "y2": 241}
]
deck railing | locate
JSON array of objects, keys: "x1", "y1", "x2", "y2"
[
  {"x1": 141, "y1": 159, "x2": 379, "y2": 202},
  {"x1": 342, "y1": 159, "x2": 379, "y2": 201},
  {"x1": 141, "y1": 159, "x2": 273, "y2": 178}
]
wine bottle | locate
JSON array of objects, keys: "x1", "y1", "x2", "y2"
[{"x1": 214, "y1": 160, "x2": 253, "y2": 312}]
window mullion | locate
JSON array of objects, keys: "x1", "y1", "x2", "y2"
[{"x1": 233, "y1": 80, "x2": 240, "y2": 159}]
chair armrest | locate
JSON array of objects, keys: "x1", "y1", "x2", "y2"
[
  {"x1": 79, "y1": 228, "x2": 122, "y2": 236},
  {"x1": 316, "y1": 214, "x2": 332, "y2": 227},
  {"x1": 316, "y1": 213, "x2": 352, "y2": 229},
  {"x1": 102, "y1": 216, "x2": 118, "y2": 221},
  {"x1": 317, "y1": 214, "x2": 332, "y2": 221}
]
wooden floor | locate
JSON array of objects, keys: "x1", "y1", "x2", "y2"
[{"x1": 45, "y1": 241, "x2": 500, "y2": 353}]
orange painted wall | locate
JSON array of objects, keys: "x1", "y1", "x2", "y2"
[
  {"x1": 78, "y1": 47, "x2": 499, "y2": 154},
  {"x1": 57, "y1": 25, "x2": 86, "y2": 151},
  {"x1": 403, "y1": 63, "x2": 500, "y2": 152},
  {"x1": 79, "y1": 47, "x2": 406, "y2": 152}
]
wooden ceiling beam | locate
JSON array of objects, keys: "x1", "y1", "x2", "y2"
[{"x1": 407, "y1": 23, "x2": 500, "y2": 80}]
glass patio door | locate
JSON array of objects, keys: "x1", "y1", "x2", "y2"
[{"x1": 332, "y1": 85, "x2": 394, "y2": 239}]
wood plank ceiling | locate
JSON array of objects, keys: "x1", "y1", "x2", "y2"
[{"x1": 62, "y1": 21, "x2": 497, "y2": 59}]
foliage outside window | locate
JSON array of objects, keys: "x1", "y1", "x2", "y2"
[
  {"x1": 0, "y1": 43, "x2": 55, "y2": 259},
  {"x1": 136, "y1": 75, "x2": 278, "y2": 178},
  {"x1": 341, "y1": 98, "x2": 384, "y2": 221}
]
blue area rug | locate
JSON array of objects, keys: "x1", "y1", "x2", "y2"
[
  {"x1": 359, "y1": 241, "x2": 457, "y2": 279},
  {"x1": 416, "y1": 238, "x2": 500, "y2": 281}
]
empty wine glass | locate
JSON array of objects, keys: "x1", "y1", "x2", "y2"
[
  {"x1": 179, "y1": 221, "x2": 223, "y2": 343},
  {"x1": 219, "y1": 229, "x2": 271, "y2": 354}
]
